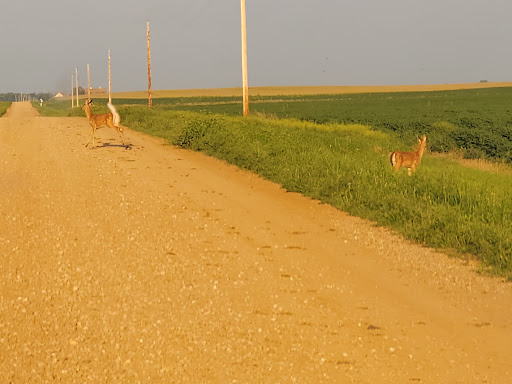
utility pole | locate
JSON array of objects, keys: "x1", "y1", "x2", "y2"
[
  {"x1": 147, "y1": 20, "x2": 152, "y2": 108},
  {"x1": 87, "y1": 64, "x2": 91, "y2": 101},
  {"x1": 241, "y1": 0, "x2": 249, "y2": 116},
  {"x1": 108, "y1": 50, "x2": 112, "y2": 104},
  {"x1": 71, "y1": 73, "x2": 74, "y2": 108},
  {"x1": 75, "y1": 68, "x2": 79, "y2": 107}
]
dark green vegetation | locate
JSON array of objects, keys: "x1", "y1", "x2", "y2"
[
  {"x1": 0, "y1": 102, "x2": 11, "y2": 116},
  {"x1": 35, "y1": 89, "x2": 512, "y2": 279}
]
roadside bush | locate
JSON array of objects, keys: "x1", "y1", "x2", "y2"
[{"x1": 175, "y1": 117, "x2": 222, "y2": 149}]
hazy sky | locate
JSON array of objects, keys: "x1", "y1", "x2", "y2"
[{"x1": 1, "y1": 0, "x2": 511, "y2": 93}]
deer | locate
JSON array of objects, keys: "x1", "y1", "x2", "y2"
[
  {"x1": 389, "y1": 135, "x2": 427, "y2": 176},
  {"x1": 82, "y1": 99, "x2": 125, "y2": 148}
]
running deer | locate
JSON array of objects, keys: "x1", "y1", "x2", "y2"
[
  {"x1": 82, "y1": 99, "x2": 125, "y2": 148},
  {"x1": 389, "y1": 135, "x2": 427, "y2": 175}
]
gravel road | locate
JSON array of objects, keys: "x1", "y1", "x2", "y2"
[{"x1": 1, "y1": 102, "x2": 511, "y2": 383}]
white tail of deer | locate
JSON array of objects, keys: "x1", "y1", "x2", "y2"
[
  {"x1": 390, "y1": 135, "x2": 427, "y2": 176},
  {"x1": 82, "y1": 99, "x2": 125, "y2": 148}
]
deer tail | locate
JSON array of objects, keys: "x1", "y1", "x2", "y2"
[
  {"x1": 107, "y1": 102, "x2": 121, "y2": 127},
  {"x1": 389, "y1": 152, "x2": 396, "y2": 166}
]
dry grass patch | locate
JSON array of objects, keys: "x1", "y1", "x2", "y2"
[
  {"x1": 432, "y1": 153, "x2": 512, "y2": 176},
  {"x1": 90, "y1": 82, "x2": 512, "y2": 99}
]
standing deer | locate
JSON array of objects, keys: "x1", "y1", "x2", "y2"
[
  {"x1": 82, "y1": 99, "x2": 125, "y2": 148},
  {"x1": 390, "y1": 135, "x2": 427, "y2": 175}
]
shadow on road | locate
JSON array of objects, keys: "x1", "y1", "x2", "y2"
[{"x1": 95, "y1": 142, "x2": 133, "y2": 150}]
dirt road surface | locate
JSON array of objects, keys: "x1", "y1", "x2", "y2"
[{"x1": 1, "y1": 102, "x2": 511, "y2": 383}]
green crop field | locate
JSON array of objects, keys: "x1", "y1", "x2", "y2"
[{"x1": 35, "y1": 88, "x2": 512, "y2": 279}]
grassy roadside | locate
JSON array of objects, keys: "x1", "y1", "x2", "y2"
[
  {"x1": 0, "y1": 102, "x2": 11, "y2": 116},
  {"x1": 32, "y1": 100, "x2": 84, "y2": 117},
  {"x1": 36, "y1": 100, "x2": 512, "y2": 279}
]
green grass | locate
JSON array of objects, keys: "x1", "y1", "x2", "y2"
[
  {"x1": 32, "y1": 100, "x2": 84, "y2": 117},
  {"x1": 37, "y1": 95, "x2": 512, "y2": 279},
  {"x1": 0, "y1": 102, "x2": 11, "y2": 116}
]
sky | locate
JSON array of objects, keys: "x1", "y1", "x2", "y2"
[{"x1": 1, "y1": 0, "x2": 511, "y2": 94}]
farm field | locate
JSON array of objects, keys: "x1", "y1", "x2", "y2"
[
  {"x1": 101, "y1": 81, "x2": 512, "y2": 98},
  {"x1": 57, "y1": 82, "x2": 512, "y2": 101},
  {"x1": 3, "y1": 101, "x2": 512, "y2": 383},
  {"x1": 38, "y1": 85, "x2": 512, "y2": 278}
]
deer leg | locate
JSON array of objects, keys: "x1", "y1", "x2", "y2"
[
  {"x1": 118, "y1": 128, "x2": 126, "y2": 145},
  {"x1": 108, "y1": 122, "x2": 126, "y2": 146},
  {"x1": 85, "y1": 128, "x2": 93, "y2": 147},
  {"x1": 86, "y1": 126, "x2": 96, "y2": 148}
]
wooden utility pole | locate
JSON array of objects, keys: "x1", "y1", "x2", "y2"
[
  {"x1": 241, "y1": 0, "x2": 249, "y2": 116},
  {"x1": 147, "y1": 20, "x2": 152, "y2": 108},
  {"x1": 75, "y1": 68, "x2": 79, "y2": 107},
  {"x1": 108, "y1": 50, "x2": 112, "y2": 104},
  {"x1": 71, "y1": 73, "x2": 75, "y2": 108},
  {"x1": 87, "y1": 64, "x2": 91, "y2": 101}
]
